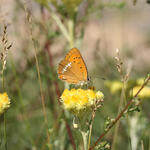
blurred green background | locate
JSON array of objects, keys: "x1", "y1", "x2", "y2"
[{"x1": 0, "y1": 0, "x2": 150, "y2": 150}]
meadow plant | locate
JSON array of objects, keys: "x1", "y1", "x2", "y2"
[
  {"x1": 0, "y1": 1, "x2": 150, "y2": 150},
  {"x1": 24, "y1": 1, "x2": 150, "y2": 149},
  {"x1": 60, "y1": 88, "x2": 104, "y2": 150},
  {"x1": 0, "y1": 24, "x2": 12, "y2": 87},
  {"x1": 0, "y1": 24, "x2": 12, "y2": 150}
]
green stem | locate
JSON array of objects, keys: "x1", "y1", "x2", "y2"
[
  {"x1": 2, "y1": 70, "x2": 7, "y2": 150},
  {"x1": 81, "y1": 130, "x2": 89, "y2": 150},
  {"x1": 88, "y1": 108, "x2": 97, "y2": 149},
  {"x1": 112, "y1": 81, "x2": 125, "y2": 150},
  {"x1": 88, "y1": 123, "x2": 93, "y2": 149},
  {"x1": 89, "y1": 75, "x2": 150, "y2": 150},
  {"x1": 52, "y1": 14, "x2": 75, "y2": 49},
  {"x1": 3, "y1": 113, "x2": 7, "y2": 150},
  {"x1": 51, "y1": 13, "x2": 70, "y2": 42},
  {"x1": 2, "y1": 70, "x2": 5, "y2": 91}
]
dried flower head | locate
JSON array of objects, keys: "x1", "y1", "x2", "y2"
[
  {"x1": 115, "y1": 48, "x2": 123, "y2": 76},
  {"x1": 0, "y1": 24, "x2": 12, "y2": 72},
  {"x1": 0, "y1": 92, "x2": 10, "y2": 114},
  {"x1": 60, "y1": 88, "x2": 104, "y2": 116}
]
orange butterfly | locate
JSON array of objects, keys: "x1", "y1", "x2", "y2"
[{"x1": 58, "y1": 48, "x2": 89, "y2": 85}]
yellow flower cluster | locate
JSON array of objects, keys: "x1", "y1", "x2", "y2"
[
  {"x1": 0, "y1": 93, "x2": 10, "y2": 114},
  {"x1": 60, "y1": 89, "x2": 104, "y2": 114},
  {"x1": 105, "y1": 80, "x2": 123, "y2": 94}
]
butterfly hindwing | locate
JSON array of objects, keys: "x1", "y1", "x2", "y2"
[{"x1": 58, "y1": 59, "x2": 80, "y2": 84}]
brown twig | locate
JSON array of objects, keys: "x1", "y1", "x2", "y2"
[
  {"x1": 65, "y1": 121, "x2": 77, "y2": 150},
  {"x1": 44, "y1": 40, "x2": 61, "y2": 104},
  {"x1": 44, "y1": 40, "x2": 76, "y2": 150},
  {"x1": 89, "y1": 75, "x2": 150, "y2": 150}
]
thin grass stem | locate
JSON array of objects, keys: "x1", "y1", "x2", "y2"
[
  {"x1": 88, "y1": 122, "x2": 93, "y2": 149},
  {"x1": 23, "y1": 1, "x2": 50, "y2": 143},
  {"x1": 51, "y1": 13, "x2": 70, "y2": 42},
  {"x1": 112, "y1": 80, "x2": 126, "y2": 150},
  {"x1": 2, "y1": 70, "x2": 7, "y2": 150},
  {"x1": 3, "y1": 113, "x2": 7, "y2": 150}
]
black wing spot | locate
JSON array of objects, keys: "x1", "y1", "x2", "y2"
[{"x1": 80, "y1": 67, "x2": 82, "y2": 69}]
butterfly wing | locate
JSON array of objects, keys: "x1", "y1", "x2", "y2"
[
  {"x1": 58, "y1": 48, "x2": 88, "y2": 84},
  {"x1": 58, "y1": 60, "x2": 80, "y2": 84},
  {"x1": 65, "y1": 48, "x2": 88, "y2": 81}
]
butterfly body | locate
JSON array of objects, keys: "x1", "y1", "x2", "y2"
[{"x1": 58, "y1": 48, "x2": 89, "y2": 85}]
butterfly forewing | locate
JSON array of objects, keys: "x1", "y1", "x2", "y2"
[
  {"x1": 58, "y1": 48, "x2": 88, "y2": 84},
  {"x1": 66, "y1": 48, "x2": 88, "y2": 81}
]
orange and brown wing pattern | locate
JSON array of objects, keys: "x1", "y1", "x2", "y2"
[
  {"x1": 58, "y1": 59, "x2": 80, "y2": 84},
  {"x1": 65, "y1": 48, "x2": 88, "y2": 81},
  {"x1": 58, "y1": 48, "x2": 88, "y2": 84}
]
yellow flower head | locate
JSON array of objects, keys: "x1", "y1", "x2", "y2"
[
  {"x1": 105, "y1": 80, "x2": 123, "y2": 94},
  {"x1": 0, "y1": 93, "x2": 10, "y2": 114},
  {"x1": 60, "y1": 89, "x2": 104, "y2": 115}
]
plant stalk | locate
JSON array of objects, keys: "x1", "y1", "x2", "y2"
[
  {"x1": 89, "y1": 75, "x2": 150, "y2": 150},
  {"x1": 81, "y1": 130, "x2": 89, "y2": 150}
]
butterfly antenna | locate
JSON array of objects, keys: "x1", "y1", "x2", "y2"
[{"x1": 89, "y1": 75, "x2": 107, "y2": 81}]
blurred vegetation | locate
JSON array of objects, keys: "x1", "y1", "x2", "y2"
[{"x1": 0, "y1": 0, "x2": 150, "y2": 150}]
